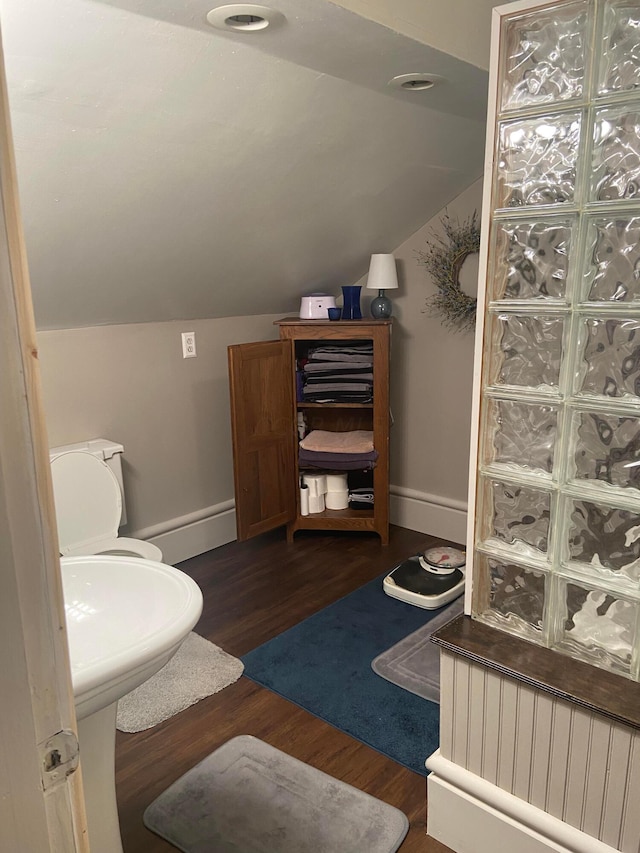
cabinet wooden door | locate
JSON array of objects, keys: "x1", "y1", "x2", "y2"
[{"x1": 228, "y1": 340, "x2": 296, "y2": 540}]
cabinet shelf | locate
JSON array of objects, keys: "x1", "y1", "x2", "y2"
[
  {"x1": 297, "y1": 402, "x2": 373, "y2": 409},
  {"x1": 298, "y1": 467, "x2": 375, "y2": 475},
  {"x1": 291, "y1": 509, "x2": 377, "y2": 537},
  {"x1": 300, "y1": 507, "x2": 374, "y2": 520}
]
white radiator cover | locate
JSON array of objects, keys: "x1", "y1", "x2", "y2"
[{"x1": 428, "y1": 650, "x2": 640, "y2": 853}]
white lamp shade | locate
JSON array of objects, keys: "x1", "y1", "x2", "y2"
[{"x1": 366, "y1": 254, "x2": 398, "y2": 290}]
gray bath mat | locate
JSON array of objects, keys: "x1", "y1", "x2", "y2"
[
  {"x1": 144, "y1": 735, "x2": 409, "y2": 853},
  {"x1": 117, "y1": 632, "x2": 244, "y2": 733},
  {"x1": 371, "y1": 598, "x2": 464, "y2": 702}
]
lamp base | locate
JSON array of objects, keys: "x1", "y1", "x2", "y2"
[{"x1": 370, "y1": 290, "x2": 393, "y2": 319}]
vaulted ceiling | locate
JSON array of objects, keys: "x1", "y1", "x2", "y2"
[{"x1": 1, "y1": 0, "x2": 501, "y2": 329}]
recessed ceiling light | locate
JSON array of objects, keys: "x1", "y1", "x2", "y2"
[
  {"x1": 388, "y1": 73, "x2": 445, "y2": 92},
  {"x1": 206, "y1": 4, "x2": 284, "y2": 32}
]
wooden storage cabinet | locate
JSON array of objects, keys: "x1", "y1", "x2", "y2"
[{"x1": 228, "y1": 318, "x2": 391, "y2": 544}]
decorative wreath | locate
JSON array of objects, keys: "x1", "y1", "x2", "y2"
[{"x1": 417, "y1": 211, "x2": 481, "y2": 332}]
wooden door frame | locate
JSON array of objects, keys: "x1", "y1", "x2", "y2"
[{"x1": 0, "y1": 17, "x2": 89, "y2": 852}]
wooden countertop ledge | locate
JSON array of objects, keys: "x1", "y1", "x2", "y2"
[{"x1": 432, "y1": 614, "x2": 640, "y2": 731}]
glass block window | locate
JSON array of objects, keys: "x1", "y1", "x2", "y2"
[
  {"x1": 475, "y1": 554, "x2": 548, "y2": 644},
  {"x1": 581, "y1": 214, "x2": 640, "y2": 303},
  {"x1": 490, "y1": 217, "x2": 573, "y2": 302},
  {"x1": 500, "y1": 1, "x2": 589, "y2": 111},
  {"x1": 555, "y1": 579, "x2": 637, "y2": 675},
  {"x1": 495, "y1": 112, "x2": 582, "y2": 209},
  {"x1": 564, "y1": 495, "x2": 640, "y2": 580},
  {"x1": 487, "y1": 313, "x2": 565, "y2": 391},
  {"x1": 482, "y1": 397, "x2": 558, "y2": 476},
  {"x1": 480, "y1": 477, "x2": 552, "y2": 558},
  {"x1": 598, "y1": 0, "x2": 640, "y2": 95},
  {"x1": 569, "y1": 409, "x2": 640, "y2": 491},
  {"x1": 591, "y1": 104, "x2": 640, "y2": 202},
  {"x1": 575, "y1": 317, "x2": 640, "y2": 401},
  {"x1": 472, "y1": 0, "x2": 640, "y2": 681}
]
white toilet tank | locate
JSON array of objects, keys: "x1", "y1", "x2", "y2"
[{"x1": 49, "y1": 438, "x2": 128, "y2": 526}]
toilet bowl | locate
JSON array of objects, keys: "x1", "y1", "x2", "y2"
[
  {"x1": 51, "y1": 449, "x2": 162, "y2": 561},
  {"x1": 62, "y1": 554, "x2": 203, "y2": 853}
]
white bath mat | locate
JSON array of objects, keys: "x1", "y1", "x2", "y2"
[
  {"x1": 144, "y1": 735, "x2": 409, "y2": 852},
  {"x1": 116, "y1": 632, "x2": 244, "y2": 733}
]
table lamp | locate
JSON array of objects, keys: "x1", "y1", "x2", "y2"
[{"x1": 366, "y1": 254, "x2": 398, "y2": 318}]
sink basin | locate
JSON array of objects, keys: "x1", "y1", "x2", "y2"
[
  {"x1": 61, "y1": 555, "x2": 203, "y2": 719},
  {"x1": 61, "y1": 554, "x2": 203, "y2": 853}
]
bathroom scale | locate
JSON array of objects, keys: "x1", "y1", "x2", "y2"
[{"x1": 383, "y1": 546, "x2": 466, "y2": 610}]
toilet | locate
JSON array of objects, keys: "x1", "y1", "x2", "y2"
[{"x1": 50, "y1": 439, "x2": 162, "y2": 561}]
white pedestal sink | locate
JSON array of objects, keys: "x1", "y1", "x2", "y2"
[{"x1": 61, "y1": 555, "x2": 203, "y2": 853}]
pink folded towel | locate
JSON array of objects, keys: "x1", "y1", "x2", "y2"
[{"x1": 299, "y1": 429, "x2": 374, "y2": 454}]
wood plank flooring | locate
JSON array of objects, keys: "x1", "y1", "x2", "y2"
[{"x1": 115, "y1": 525, "x2": 457, "y2": 852}]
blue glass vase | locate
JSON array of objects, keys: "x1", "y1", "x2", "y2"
[{"x1": 341, "y1": 285, "x2": 362, "y2": 320}]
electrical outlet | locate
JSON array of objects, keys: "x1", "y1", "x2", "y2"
[{"x1": 181, "y1": 331, "x2": 197, "y2": 358}]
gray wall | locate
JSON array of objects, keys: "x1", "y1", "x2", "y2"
[
  {"x1": 37, "y1": 179, "x2": 483, "y2": 551},
  {"x1": 38, "y1": 315, "x2": 280, "y2": 537},
  {"x1": 332, "y1": 0, "x2": 502, "y2": 70},
  {"x1": 386, "y1": 178, "x2": 482, "y2": 509}
]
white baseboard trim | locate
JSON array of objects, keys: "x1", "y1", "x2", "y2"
[
  {"x1": 426, "y1": 751, "x2": 617, "y2": 853},
  {"x1": 390, "y1": 485, "x2": 467, "y2": 544},
  {"x1": 130, "y1": 486, "x2": 467, "y2": 566},
  {"x1": 131, "y1": 500, "x2": 237, "y2": 565}
]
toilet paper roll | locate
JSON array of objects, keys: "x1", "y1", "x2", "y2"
[
  {"x1": 300, "y1": 485, "x2": 309, "y2": 516},
  {"x1": 303, "y1": 473, "x2": 327, "y2": 498},
  {"x1": 308, "y1": 493, "x2": 325, "y2": 514},
  {"x1": 325, "y1": 473, "x2": 348, "y2": 492},
  {"x1": 325, "y1": 489, "x2": 349, "y2": 510}
]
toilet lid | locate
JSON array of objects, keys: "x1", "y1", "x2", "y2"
[{"x1": 51, "y1": 451, "x2": 122, "y2": 554}]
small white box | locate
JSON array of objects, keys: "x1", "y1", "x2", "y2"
[{"x1": 299, "y1": 293, "x2": 336, "y2": 319}]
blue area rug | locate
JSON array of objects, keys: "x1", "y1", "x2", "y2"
[{"x1": 241, "y1": 573, "x2": 442, "y2": 776}]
